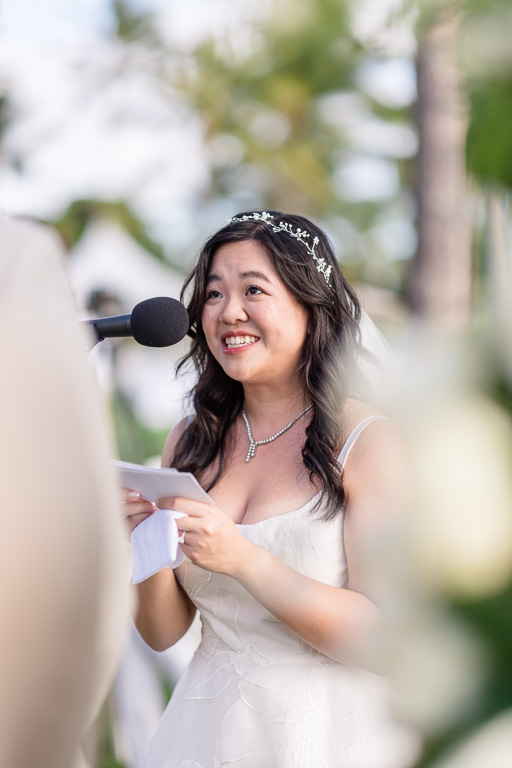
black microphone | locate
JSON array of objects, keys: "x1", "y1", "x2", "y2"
[{"x1": 85, "y1": 297, "x2": 189, "y2": 348}]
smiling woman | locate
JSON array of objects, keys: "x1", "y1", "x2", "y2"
[
  {"x1": 122, "y1": 211, "x2": 419, "y2": 768},
  {"x1": 172, "y1": 212, "x2": 363, "y2": 521}
]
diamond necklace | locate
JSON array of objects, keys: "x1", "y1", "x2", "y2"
[{"x1": 242, "y1": 404, "x2": 313, "y2": 463}]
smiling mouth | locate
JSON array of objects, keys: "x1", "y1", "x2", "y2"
[{"x1": 223, "y1": 335, "x2": 260, "y2": 349}]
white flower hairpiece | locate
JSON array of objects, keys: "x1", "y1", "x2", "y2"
[{"x1": 228, "y1": 211, "x2": 333, "y2": 287}]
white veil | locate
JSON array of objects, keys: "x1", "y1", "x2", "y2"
[{"x1": 356, "y1": 309, "x2": 395, "y2": 392}]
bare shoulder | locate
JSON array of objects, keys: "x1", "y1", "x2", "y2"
[
  {"x1": 342, "y1": 413, "x2": 414, "y2": 601},
  {"x1": 162, "y1": 415, "x2": 192, "y2": 468},
  {"x1": 342, "y1": 401, "x2": 415, "y2": 515},
  {"x1": 341, "y1": 396, "x2": 383, "y2": 435}
]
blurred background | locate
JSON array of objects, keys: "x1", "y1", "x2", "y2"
[{"x1": 1, "y1": 0, "x2": 511, "y2": 766}]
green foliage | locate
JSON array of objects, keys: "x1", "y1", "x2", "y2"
[
  {"x1": 462, "y1": 0, "x2": 512, "y2": 17},
  {"x1": 51, "y1": 199, "x2": 168, "y2": 261},
  {"x1": 413, "y1": 579, "x2": 512, "y2": 768},
  {"x1": 467, "y1": 80, "x2": 512, "y2": 191},
  {"x1": 0, "y1": 95, "x2": 10, "y2": 143},
  {"x1": 459, "y1": 0, "x2": 512, "y2": 190},
  {"x1": 112, "y1": 0, "x2": 151, "y2": 41},
  {"x1": 405, "y1": 1, "x2": 512, "y2": 194},
  {"x1": 257, "y1": 0, "x2": 356, "y2": 95},
  {"x1": 176, "y1": 0, "x2": 365, "y2": 218},
  {"x1": 167, "y1": 0, "x2": 417, "y2": 294},
  {"x1": 111, "y1": 386, "x2": 170, "y2": 464}
]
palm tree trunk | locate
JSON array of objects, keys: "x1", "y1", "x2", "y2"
[{"x1": 409, "y1": 11, "x2": 471, "y2": 332}]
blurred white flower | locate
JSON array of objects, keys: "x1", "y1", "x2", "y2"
[
  {"x1": 382, "y1": 596, "x2": 486, "y2": 736},
  {"x1": 431, "y1": 708, "x2": 512, "y2": 768},
  {"x1": 350, "y1": 503, "x2": 486, "y2": 738},
  {"x1": 410, "y1": 395, "x2": 512, "y2": 599}
]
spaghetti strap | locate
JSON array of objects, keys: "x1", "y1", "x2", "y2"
[{"x1": 338, "y1": 415, "x2": 389, "y2": 468}]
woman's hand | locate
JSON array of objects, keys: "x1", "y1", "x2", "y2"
[
  {"x1": 158, "y1": 496, "x2": 250, "y2": 576},
  {"x1": 121, "y1": 487, "x2": 157, "y2": 536}
]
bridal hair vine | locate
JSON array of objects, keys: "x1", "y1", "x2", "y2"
[{"x1": 228, "y1": 211, "x2": 333, "y2": 287}]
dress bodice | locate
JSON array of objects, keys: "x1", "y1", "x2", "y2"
[
  {"x1": 173, "y1": 415, "x2": 385, "y2": 658},
  {"x1": 176, "y1": 495, "x2": 347, "y2": 661}
]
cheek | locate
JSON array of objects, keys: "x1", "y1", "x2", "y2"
[
  {"x1": 288, "y1": 306, "x2": 309, "y2": 344},
  {"x1": 200, "y1": 311, "x2": 218, "y2": 356},
  {"x1": 201, "y1": 307, "x2": 215, "y2": 335},
  {"x1": 277, "y1": 318, "x2": 308, "y2": 357},
  {"x1": 201, "y1": 313, "x2": 221, "y2": 360}
]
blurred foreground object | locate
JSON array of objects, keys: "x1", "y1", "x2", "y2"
[
  {"x1": 113, "y1": 618, "x2": 202, "y2": 768},
  {"x1": 0, "y1": 213, "x2": 130, "y2": 768},
  {"x1": 376, "y1": 325, "x2": 512, "y2": 767}
]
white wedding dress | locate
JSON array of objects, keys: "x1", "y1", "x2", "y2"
[{"x1": 143, "y1": 417, "x2": 418, "y2": 768}]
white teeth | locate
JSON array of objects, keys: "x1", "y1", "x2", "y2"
[{"x1": 224, "y1": 336, "x2": 258, "y2": 348}]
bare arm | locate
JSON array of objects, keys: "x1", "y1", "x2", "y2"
[
  {"x1": 134, "y1": 565, "x2": 196, "y2": 652},
  {"x1": 126, "y1": 417, "x2": 197, "y2": 651},
  {"x1": 231, "y1": 543, "x2": 380, "y2": 667},
  {"x1": 168, "y1": 419, "x2": 413, "y2": 669}
]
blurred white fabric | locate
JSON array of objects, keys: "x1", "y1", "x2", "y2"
[
  {"x1": 357, "y1": 308, "x2": 395, "y2": 392},
  {"x1": 113, "y1": 618, "x2": 202, "y2": 768},
  {"x1": 0, "y1": 213, "x2": 130, "y2": 768}
]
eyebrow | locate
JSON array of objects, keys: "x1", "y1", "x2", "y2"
[{"x1": 206, "y1": 270, "x2": 272, "y2": 285}]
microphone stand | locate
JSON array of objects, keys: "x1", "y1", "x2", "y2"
[{"x1": 86, "y1": 314, "x2": 133, "y2": 344}]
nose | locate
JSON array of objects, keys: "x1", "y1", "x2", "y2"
[{"x1": 219, "y1": 295, "x2": 248, "y2": 325}]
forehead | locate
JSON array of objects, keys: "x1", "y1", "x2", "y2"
[{"x1": 209, "y1": 239, "x2": 276, "y2": 277}]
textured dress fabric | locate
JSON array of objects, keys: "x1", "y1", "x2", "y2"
[{"x1": 143, "y1": 418, "x2": 417, "y2": 768}]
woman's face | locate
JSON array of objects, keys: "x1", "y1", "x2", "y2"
[{"x1": 201, "y1": 240, "x2": 309, "y2": 389}]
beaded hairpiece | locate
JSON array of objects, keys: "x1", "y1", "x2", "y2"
[{"x1": 228, "y1": 211, "x2": 333, "y2": 287}]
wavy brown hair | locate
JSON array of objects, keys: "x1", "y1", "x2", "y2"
[{"x1": 171, "y1": 211, "x2": 364, "y2": 519}]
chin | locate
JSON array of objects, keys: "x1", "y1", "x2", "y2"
[
  {"x1": 223, "y1": 367, "x2": 254, "y2": 384},
  {"x1": 224, "y1": 363, "x2": 265, "y2": 386}
]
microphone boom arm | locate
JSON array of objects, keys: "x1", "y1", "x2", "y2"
[{"x1": 87, "y1": 314, "x2": 132, "y2": 343}]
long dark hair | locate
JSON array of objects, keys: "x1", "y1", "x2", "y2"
[{"x1": 171, "y1": 211, "x2": 363, "y2": 519}]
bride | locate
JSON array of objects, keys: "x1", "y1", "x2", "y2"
[{"x1": 123, "y1": 211, "x2": 418, "y2": 768}]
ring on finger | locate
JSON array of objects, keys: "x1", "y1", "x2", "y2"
[{"x1": 178, "y1": 531, "x2": 186, "y2": 545}]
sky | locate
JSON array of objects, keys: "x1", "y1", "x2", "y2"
[
  {"x1": 0, "y1": 0, "x2": 271, "y2": 45},
  {"x1": 0, "y1": 0, "x2": 116, "y2": 42}
]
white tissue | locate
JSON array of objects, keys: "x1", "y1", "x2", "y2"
[{"x1": 131, "y1": 509, "x2": 187, "y2": 584}]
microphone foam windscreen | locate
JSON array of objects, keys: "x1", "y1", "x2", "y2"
[{"x1": 130, "y1": 297, "x2": 189, "y2": 347}]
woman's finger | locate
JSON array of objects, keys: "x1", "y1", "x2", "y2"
[
  {"x1": 174, "y1": 515, "x2": 198, "y2": 533},
  {"x1": 175, "y1": 512, "x2": 224, "y2": 542},
  {"x1": 177, "y1": 528, "x2": 196, "y2": 546},
  {"x1": 158, "y1": 496, "x2": 214, "y2": 517},
  {"x1": 124, "y1": 500, "x2": 156, "y2": 518},
  {"x1": 120, "y1": 487, "x2": 142, "y2": 503},
  {"x1": 130, "y1": 511, "x2": 154, "y2": 526},
  {"x1": 125, "y1": 510, "x2": 156, "y2": 535}
]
